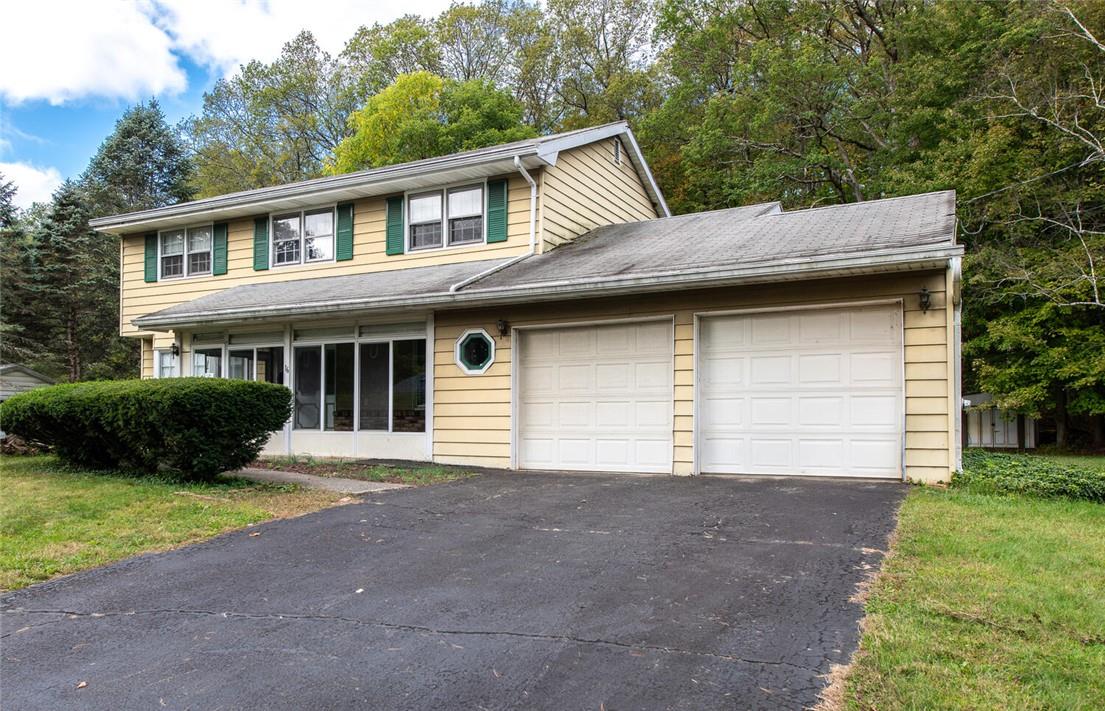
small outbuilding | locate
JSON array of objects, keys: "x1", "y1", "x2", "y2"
[
  {"x1": 963, "y1": 392, "x2": 1036, "y2": 450},
  {"x1": 0, "y1": 364, "x2": 56, "y2": 437},
  {"x1": 0, "y1": 364, "x2": 54, "y2": 403}
]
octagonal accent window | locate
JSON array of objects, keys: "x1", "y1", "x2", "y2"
[{"x1": 455, "y1": 328, "x2": 495, "y2": 375}]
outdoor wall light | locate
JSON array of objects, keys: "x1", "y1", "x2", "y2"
[
  {"x1": 170, "y1": 343, "x2": 180, "y2": 357},
  {"x1": 496, "y1": 319, "x2": 510, "y2": 337},
  {"x1": 919, "y1": 286, "x2": 931, "y2": 314}
]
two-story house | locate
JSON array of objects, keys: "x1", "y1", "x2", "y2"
[{"x1": 91, "y1": 122, "x2": 963, "y2": 482}]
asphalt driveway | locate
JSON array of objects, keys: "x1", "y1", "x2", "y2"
[{"x1": 1, "y1": 471, "x2": 904, "y2": 710}]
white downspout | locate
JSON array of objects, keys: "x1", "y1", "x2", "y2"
[{"x1": 449, "y1": 156, "x2": 537, "y2": 292}]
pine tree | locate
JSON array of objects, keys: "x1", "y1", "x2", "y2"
[{"x1": 82, "y1": 99, "x2": 194, "y2": 216}]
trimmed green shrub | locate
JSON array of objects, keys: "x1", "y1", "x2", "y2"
[
  {"x1": 953, "y1": 450, "x2": 1105, "y2": 502},
  {"x1": 0, "y1": 378, "x2": 291, "y2": 480}
]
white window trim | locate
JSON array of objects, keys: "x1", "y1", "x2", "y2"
[
  {"x1": 158, "y1": 223, "x2": 214, "y2": 280},
  {"x1": 404, "y1": 178, "x2": 489, "y2": 253},
  {"x1": 269, "y1": 205, "x2": 338, "y2": 269},
  {"x1": 454, "y1": 328, "x2": 496, "y2": 375}
]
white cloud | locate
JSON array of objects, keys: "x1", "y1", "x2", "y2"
[
  {"x1": 154, "y1": 0, "x2": 451, "y2": 74},
  {"x1": 0, "y1": 162, "x2": 63, "y2": 209},
  {"x1": 1, "y1": 0, "x2": 451, "y2": 105},
  {"x1": 0, "y1": 1, "x2": 186, "y2": 105}
]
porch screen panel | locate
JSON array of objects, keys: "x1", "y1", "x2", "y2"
[
  {"x1": 324, "y1": 343, "x2": 355, "y2": 431},
  {"x1": 358, "y1": 342, "x2": 389, "y2": 430},
  {"x1": 193, "y1": 348, "x2": 222, "y2": 378},
  {"x1": 228, "y1": 350, "x2": 254, "y2": 380},
  {"x1": 256, "y1": 347, "x2": 284, "y2": 385},
  {"x1": 392, "y1": 339, "x2": 426, "y2": 432},
  {"x1": 294, "y1": 346, "x2": 322, "y2": 430}
]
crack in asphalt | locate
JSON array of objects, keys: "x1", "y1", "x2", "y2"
[{"x1": 1, "y1": 607, "x2": 819, "y2": 671}]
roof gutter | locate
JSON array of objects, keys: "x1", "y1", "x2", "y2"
[
  {"x1": 449, "y1": 156, "x2": 538, "y2": 292},
  {"x1": 134, "y1": 244, "x2": 963, "y2": 331}
]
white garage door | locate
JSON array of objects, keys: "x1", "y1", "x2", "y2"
[
  {"x1": 518, "y1": 321, "x2": 673, "y2": 473},
  {"x1": 698, "y1": 305, "x2": 903, "y2": 478}
]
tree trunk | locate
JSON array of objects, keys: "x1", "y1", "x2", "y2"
[
  {"x1": 66, "y1": 307, "x2": 80, "y2": 383},
  {"x1": 1055, "y1": 390, "x2": 1069, "y2": 449},
  {"x1": 1093, "y1": 414, "x2": 1105, "y2": 451}
]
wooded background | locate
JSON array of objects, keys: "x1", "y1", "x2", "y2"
[{"x1": 1, "y1": 0, "x2": 1102, "y2": 446}]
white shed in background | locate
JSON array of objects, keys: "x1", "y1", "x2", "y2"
[
  {"x1": 963, "y1": 392, "x2": 1036, "y2": 449},
  {"x1": 0, "y1": 364, "x2": 56, "y2": 437},
  {"x1": 0, "y1": 364, "x2": 54, "y2": 403}
]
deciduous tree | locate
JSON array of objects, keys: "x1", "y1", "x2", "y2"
[{"x1": 329, "y1": 72, "x2": 535, "y2": 173}]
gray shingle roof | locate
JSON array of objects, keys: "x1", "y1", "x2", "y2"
[
  {"x1": 134, "y1": 190, "x2": 958, "y2": 329},
  {"x1": 470, "y1": 191, "x2": 956, "y2": 290},
  {"x1": 142, "y1": 258, "x2": 514, "y2": 323}
]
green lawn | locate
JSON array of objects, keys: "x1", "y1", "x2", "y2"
[
  {"x1": 0, "y1": 455, "x2": 343, "y2": 591},
  {"x1": 844, "y1": 486, "x2": 1105, "y2": 709},
  {"x1": 257, "y1": 455, "x2": 476, "y2": 486}
]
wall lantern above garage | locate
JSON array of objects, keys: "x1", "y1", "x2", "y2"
[
  {"x1": 919, "y1": 286, "x2": 931, "y2": 314},
  {"x1": 456, "y1": 328, "x2": 496, "y2": 375}
]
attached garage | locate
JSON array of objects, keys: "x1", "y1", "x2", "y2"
[
  {"x1": 697, "y1": 304, "x2": 904, "y2": 478},
  {"x1": 516, "y1": 320, "x2": 674, "y2": 473}
]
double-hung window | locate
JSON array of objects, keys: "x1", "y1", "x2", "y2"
[
  {"x1": 160, "y1": 225, "x2": 212, "y2": 279},
  {"x1": 408, "y1": 184, "x2": 484, "y2": 250},
  {"x1": 447, "y1": 185, "x2": 483, "y2": 245},
  {"x1": 408, "y1": 192, "x2": 443, "y2": 250},
  {"x1": 272, "y1": 208, "x2": 334, "y2": 266},
  {"x1": 156, "y1": 350, "x2": 177, "y2": 378}
]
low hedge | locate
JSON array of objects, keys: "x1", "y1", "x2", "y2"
[
  {"x1": 0, "y1": 378, "x2": 291, "y2": 480},
  {"x1": 953, "y1": 449, "x2": 1105, "y2": 502}
]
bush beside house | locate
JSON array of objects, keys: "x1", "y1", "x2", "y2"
[{"x1": 0, "y1": 379, "x2": 291, "y2": 480}]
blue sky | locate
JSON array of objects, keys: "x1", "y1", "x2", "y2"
[
  {"x1": 2, "y1": 60, "x2": 212, "y2": 183},
  {"x1": 0, "y1": 0, "x2": 451, "y2": 208}
]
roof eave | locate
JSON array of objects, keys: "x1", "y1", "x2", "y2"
[
  {"x1": 90, "y1": 121, "x2": 670, "y2": 233},
  {"x1": 89, "y1": 146, "x2": 548, "y2": 234},
  {"x1": 133, "y1": 244, "x2": 962, "y2": 332}
]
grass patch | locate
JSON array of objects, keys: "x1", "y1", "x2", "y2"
[
  {"x1": 955, "y1": 449, "x2": 1105, "y2": 501},
  {"x1": 256, "y1": 455, "x2": 475, "y2": 486},
  {"x1": 0, "y1": 455, "x2": 344, "y2": 591},
  {"x1": 844, "y1": 486, "x2": 1105, "y2": 710}
]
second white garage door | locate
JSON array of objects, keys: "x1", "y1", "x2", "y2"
[
  {"x1": 517, "y1": 321, "x2": 673, "y2": 473},
  {"x1": 698, "y1": 305, "x2": 904, "y2": 478}
]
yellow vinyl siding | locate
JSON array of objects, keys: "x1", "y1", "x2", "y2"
[
  {"x1": 140, "y1": 337, "x2": 153, "y2": 379},
  {"x1": 539, "y1": 138, "x2": 658, "y2": 251},
  {"x1": 119, "y1": 176, "x2": 535, "y2": 338},
  {"x1": 433, "y1": 270, "x2": 956, "y2": 483}
]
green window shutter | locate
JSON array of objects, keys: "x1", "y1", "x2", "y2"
[
  {"x1": 336, "y1": 203, "x2": 354, "y2": 261},
  {"x1": 144, "y1": 233, "x2": 158, "y2": 282},
  {"x1": 486, "y1": 179, "x2": 507, "y2": 243},
  {"x1": 253, "y1": 217, "x2": 269, "y2": 271},
  {"x1": 212, "y1": 222, "x2": 228, "y2": 275},
  {"x1": 385, "y1": 196, "x2": 405, "y2": 255}
]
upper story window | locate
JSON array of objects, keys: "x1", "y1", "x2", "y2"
[
  {"x1": 272, "y1": 207, "x2": 334, "y2": 267},
  {"x1": 408, "y1": 184, "x2": 484, "y2": 251},
  {"x1": 160, "y1": 225, "x2": 212, "y2": 279}
]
